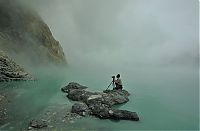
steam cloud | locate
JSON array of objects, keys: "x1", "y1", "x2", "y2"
[{"x1": 18, "y1": 0, "x2": 198, "y2": 69}]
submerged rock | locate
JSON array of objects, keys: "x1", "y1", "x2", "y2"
[
  {"x1": 27, "y1": 105, "x2": 82, "y2": 130},
  {"x1": 0, "y1": 51, "x2": 34, "y2": 82},
  {"x1": 28, "y1": 119, "x2": 48, "y2": 130},
  {"x1": 62, "y1": 82, "x2": 140, "y2": 121}
]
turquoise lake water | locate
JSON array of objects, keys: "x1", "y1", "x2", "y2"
[{"x1": 0, "y1": 66, "x2": 199, "y2": 130}]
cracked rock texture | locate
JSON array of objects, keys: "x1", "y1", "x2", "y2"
[
  {"x1": 62, "y1": 82, "x2": 140, "y2": 121},
  {"x1": 0, "y1": 51, "x2": 34, "y2": 82}
]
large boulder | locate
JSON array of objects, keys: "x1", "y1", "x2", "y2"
[
  {"x1": 62, "y1": 82, "x2": 140, "y2": 121},
  {"x1": 102, "y1": 90, "x2": 129, "y2": 106},
  {"x1": 63, "y1": 82, "x2": 129, "y2": 107},
  {"x1": 103, "y1": 89, "x2": 130, "y2": 96},
  {"x1": 88, "y1": 103, "x2": 111, "y2": 119},
  {"x1": 111, "y1": 109, "x2": 139, "y2": 121},
  {"x1": 89, "y1": 104, "x2": 139, "y2": 121},
  {"x1": 67, "y1": 89, "x2": 95, "y2": 102}
]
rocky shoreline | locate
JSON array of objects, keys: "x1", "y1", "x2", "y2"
[
  {"x1": 0, "y1": 81, "x2": 140, "y2": 130},
  {"x1": 0, "y1": 51, "x2": 34, "y2": 82},
  {"x1": 62, "y1": 82, "x2": 139, "y2": 121},
  {"x1": 27, "y1": 105, "x2": 82, "y2": 130},
  {"x1": 27, "y1": 82, "x2": 139, "y2": 130}
]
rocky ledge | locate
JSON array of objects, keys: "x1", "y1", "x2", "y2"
[
  {"x1": 61, "y1": 82, "x2": 139, "y2": 121},
  {"x1": 0, "y1": 51, "x2": 34, "y2": 82}
]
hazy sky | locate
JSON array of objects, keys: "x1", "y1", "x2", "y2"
[{"x1": 19, "y1": 0, "x2": 198, "y2": 69}]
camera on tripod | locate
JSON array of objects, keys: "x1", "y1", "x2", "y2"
[{"x1": 105, "y1": 76, "x2": 115, "y2": 90}]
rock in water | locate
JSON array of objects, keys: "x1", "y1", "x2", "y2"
[
  {"x1": 28, "y1": 119, "x2": 47, "y2": 130},
  {"x1": 62, "y1": 82, "x2": 140, "y2": 121},
  {"x1": 111, "y1": 109, "x2": 139, "y2": 121},
  {"x1": 0, "y1": 51, "x2": 34, "y2": 82},
  {"x1": 0, "y1": 0, "x2": 67, "y2": 65},
  {"x1": 61, "y1": 82, "x2": 88, "y2": 93}
]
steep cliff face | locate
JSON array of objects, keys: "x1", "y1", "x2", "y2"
[
  {"x1": 0, "y1": 51, "x2": 34, "y2": 82},
  {"x1": 0, "y1": 0, "x2": 67, "y2": 65}
]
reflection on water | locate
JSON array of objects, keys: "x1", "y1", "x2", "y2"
[{"x1": 0, "y1": 66, "x2": 199, "y2": 130}]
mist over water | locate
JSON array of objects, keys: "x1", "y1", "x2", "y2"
[
  {"x1": 1, "y1": 0, "x2": 199, "y2": 130},
  {"x1": 18, "y1": 0, "x2": 198, "y2": 68},
  {"x1": 1, "y1": 66, "x2": 198, "y2": 130}
]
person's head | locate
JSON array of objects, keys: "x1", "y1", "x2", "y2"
[{"x1": 116, "y1": 74, "x2": 120, "y2": 78}]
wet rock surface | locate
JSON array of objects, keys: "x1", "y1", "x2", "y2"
[
  {"x1": 110, "y1": 109, "x2": 140, "y2": 121},
  {"x1": 61, "y1": 82, "x2": 88, "y2": 93},
  {"x1": 62, "y1": 82, "x2": 140, "y2": 121},
  {"x1": 71, "y1": 103, "x2": 91, "y2": 116}
]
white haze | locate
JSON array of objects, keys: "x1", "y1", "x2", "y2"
[{"x1": 18, "y1": 0, "x2": 198, "y2": 70}]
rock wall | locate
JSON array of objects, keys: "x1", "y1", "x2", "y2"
[
  {"x1": 0, "y1": 51, "x2": 34, "y2": 82},
  {"x1": 0, "y1": 0, "x2": 67, "y2": 65}
]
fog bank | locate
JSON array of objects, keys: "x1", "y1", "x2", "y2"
[{"x1": 18, "y1": 0, "x2": 198, "y2": 69}]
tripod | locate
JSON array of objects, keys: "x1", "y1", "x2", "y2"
[{"x1": 106, "y1": 80, "x2": 115, "y2": 90}]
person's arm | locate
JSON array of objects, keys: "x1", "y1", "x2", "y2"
[{"x1": 115, "y1": 79, "x2": 120, "y2": 85}]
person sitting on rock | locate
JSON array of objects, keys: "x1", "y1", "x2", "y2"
[{"x1": 113, "y1": 74, "x2": 123, "y2": 90}]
